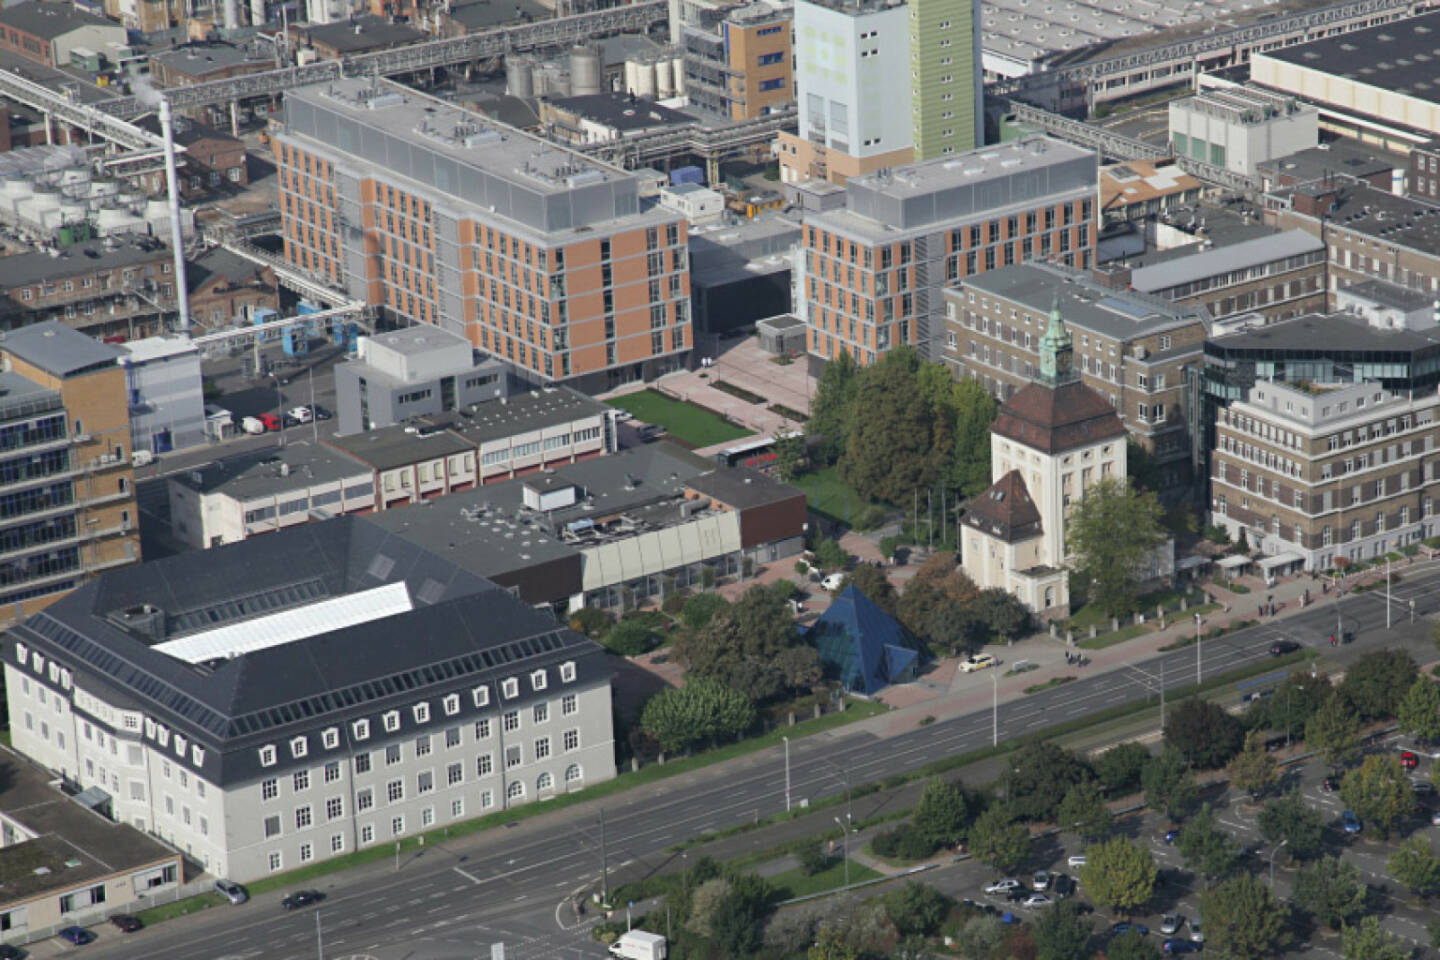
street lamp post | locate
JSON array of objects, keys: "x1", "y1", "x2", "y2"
[
  {"x1": 783, "y1": 736, "x2": 791, "y2": 812},
  {"x1": 1268, "y1": 838, "x2": 1290, "y2": 887},
  {"x1": 834, "y1": 816, "x2": 850, "y2": 888},
  {"x1": 1194, "y1": 611, "x2": 1202, "y2": 687},
  {"x1": 823, "y1": 760, "x2": 852, "y2": 830},
  {"x1": 991, "y1": 672, "x2": 998, "y2": 747},
  {"x1": 1386, "y1": 556, "x2": 1393, "y2": 629}
]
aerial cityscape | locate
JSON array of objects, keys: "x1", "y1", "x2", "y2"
[{"x1": 0, "y1": 0, "x2": 1439, "y2": 956}]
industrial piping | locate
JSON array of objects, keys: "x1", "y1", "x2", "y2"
[{"x1": 159, "y1": 97, "x2": 191, "y2": 332}]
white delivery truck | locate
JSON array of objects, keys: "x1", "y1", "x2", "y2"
[{"x1": 608, "y1": 930, "x2": 667, "y2": 960}]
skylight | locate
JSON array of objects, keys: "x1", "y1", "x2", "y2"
[{"x1": 153, "y1": 582, "x2": 415, "y2": 664}]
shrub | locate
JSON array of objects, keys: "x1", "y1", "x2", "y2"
[
  {"x1": 794, "y1": 560, "x2": 810, "y2": 575},
  {"x1": 568, "y1": 607, "x2": 614, "y2": 637},
  {"x1": 791, "y1": 836, "x2": 832, "y2": 876},
  {"x1": 662, "y1": 591, "x2": 686, "y2": 614},
  {"x1": 768, "y1": 579, "x2": 799, "y2": 601},
  {"x1": 871, "y1": 825, "x2": 938, "y2": 861},
  {"x1": 681, "y1": 593, "x2": 729, "y2": 630},
  {"x1": 813, "y1": 537, "x2": 851, "y2": 571},
  {"x1": 602, "y1": 620, "x2": 656, "y2": 656}
]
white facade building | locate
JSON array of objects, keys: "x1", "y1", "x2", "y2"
[{"x1": 1169, "y1": 86, "x2": 1318, "y2": 177}]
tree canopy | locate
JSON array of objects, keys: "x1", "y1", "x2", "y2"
[
  {"x1": 1142, "y1": 747, "x2": 1200, "y2": 821},
  {"x1": 1200, "y1": 872, "x2": 1289, "y2": 960},
  {"x1": 640, "y1": 678, "x2": 757, "y2": 753},
  {"x1": 1294, "y1": 856, "x2": 1368, "y2": 930},
  {"x1": 1079, "y1": 835, "x2": 1157, "y2": 914},
  {"x1": 1397, "y1": 675, "x2": 1440, "y2": 745},
  {"x1": 1166, "y1": 696, "x2": 1246, "y2": 769},
  {"x1": 1257, "y1": 791, "x2": 1325, "y2": 861},
  {"x1": 1227, "y1": 731, "x2": 1281, "y2": 799},
  {"x1": 1387, "y1": 834, "x2": 1440, "y2": 898},
  {"x1": 842, "y1": 349, "x2": 955, "y2": 504},
  {"x1": 999, "y1": 742, "x2": 1094, "y2": 823},
  {"x1": 1177, "y1": 803, "x2": 1242, "y2": 883},
  {"x1": 1342, "y1": 916, "x2": 1415, "y2": 960},
  {"x1": 672, "y1": 583, "x2": 819, "y2": 703},
  {"x1": 968, "y1": 805, "x2": 1032, "y2": 873},
  {"x1": 1093, "y1": 741, "x2": 1151, "y2": 796},
  {"x1": 1306, "y1": 691, "x2": 1363, "y2": 768},
  {"x1": 839, "y1": 563, "x2": 898, "y2": 617},
  {"x1": 1339, "y1": 754, "x2": 1415, "y2": 839},
  {"x1": 910, "y1": 777, "x2": 975, "y2": 849},
  {"x1": 1031, "y1": 899, "x2": 1093, "y2": 960},
  {"x1": 1064, "y1": 476, "x2": 1166, "y2": 616},
  {"x1": 1340, "y1": 649, "x2": 1418, "y2": 721},
  {"x1": 1057, "y1": 780, "x2": 1112, "y2": 841}
]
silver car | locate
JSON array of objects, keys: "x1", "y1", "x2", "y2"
[{"x1": 214, "y1": 879, "x2": 248, "y2": 905}]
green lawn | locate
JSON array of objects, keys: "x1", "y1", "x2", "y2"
[
  {"x1": 793, "y1": 466, "x2": 872, "y2": 524},
  {"x1": 768, "y1": 858, "x2": 882, "y2": 900},
  {"x1": 606, "y1": 390, "x2": 752, "y2": 448}
]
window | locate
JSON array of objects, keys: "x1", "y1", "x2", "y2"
[
  {"x1": 331, "y1": 833, "x2": 345, "y2": 854},
  {"x1": 413, "y1": 702, "x2": 430, "y2": 724},
  {"x1": 386, "y1": 744, "x2": 402, "y2": 766},
  {"x1": 481, "y1": 790, "x2": 494, "y2": 809},
  {"x1": 564, "y1": 729, "x2": 580, "y2": 752},
  {"x1": 534, "y1": 737, "x2": 551, "y2": 761},
  {"x1": 538, "y1": 771, "x2": 554, "y2": 793},
  {"x1": 533, "y1": 702, "x2": 549, "y2": 724},
  {"x1": 418, "y1": 771, "x2": 434, "y2": 794},
  {"x1": 295, "y1": 805, "x2": 312, "y2": 830},
  {"x1": 290, "y1": 736, "x2": 308, "y2": 759},
  {"x1": 507, "y1": 781, "x2": 525, "y2": 802},
  {"x1": 475, "y1": 718, "x2": 491, "y2": 739},
  {"x1": 322, "y1": 728, "x2": 339, "y2": 750},
  {"x1": 383, "y1": 711, "x2": 400, "y2": 733},
  {"x1": 392, "y1": 816, "x2": 405, "y2": 837},
  {"x1": 259, "y1": 745, "x2": 277, "y2": 767},
  {"x1": 361, "y1": 824, "x2": 375, "y2": 844},
  {"x1": 443, "y1": 693, "x2": 460, "y2": 716},
  {"x1": 353, "y1": 719, "x2": 370, "y2": 740},
  {"x1": 357, "y1": 788, "x2": 374, "y2": 812},
  {"x1": 326, "y1": 796, "x2": 343, "y2": 820},
  {"x1": 415, "y1": 735, "x2": 432, "y2": 758},
  {"x1": 262, "y1": 778, "x2": 279, "y2": 801},
  {"x1": 355, "y1": 753, "x2": 372, "y2": 775},
  {"x1": 473, "y1": 686, "x2": 490, "y2": 707},
  {"x1": 530, "y1": 669, "x2": 548, "y2": 691},
  {"x1": 506, "y1": 745, "x2": 522, "y2": 769},
  {"x1": 269, "y1": 851, "x2": 282, "y2": 872},
  {"x1": 447, "y1": 762, "x2": 463, "y2": 786},
  {"x1": 560, "y1": 661, "x2": 576, "y2": 683},
  {"x1": 387, "y1": 779, "x2": 404, "y2": 803},
  {"x1": 502, "y1": 678, "x2": 519, "y2": 699},
  {"x1": 264, "y1": 815, "x2": 282, "y2": 838},
  {"x1": 503, "y1": 710, "x2": 520, "y2": 733},
  {"x1": 759, "y1": 78, "x2": 785, "y2": 91},
  {"x1": 565, "y1": 763, "x2": 583, "y2": 786},
  {"x1": 451, "y1": 798, "x2": 465, "y2": 818},
  {"x1": 446, "y1": 726, "x2": 462, "y2": 749},
  {"x1": 293, "y1": 770, "x2": 310, "y2": 792},
  {"x1": 562, "y1": 694, "x2": 577, "y2": 716}
]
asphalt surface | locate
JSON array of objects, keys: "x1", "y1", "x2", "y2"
[{"x1": 42, "y1": 561, "x2": 1440, "y2": 960}]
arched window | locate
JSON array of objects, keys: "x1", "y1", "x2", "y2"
[
  {"x1": 506, "y1": 780, "x2": 525, "y2": 802},
  {"x1": 565, "y1": 764, "x2": 583, "y2": 787},
  {"x1": 537, "y1": 771, "x2": 554, "y2": 793}
]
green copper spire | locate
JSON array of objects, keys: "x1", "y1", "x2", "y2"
[{"x1": 1038, "y1": 298, "x2": 1074, "y2": 384}]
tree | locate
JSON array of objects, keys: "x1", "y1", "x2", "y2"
[
  {"x1": 1079, "y1": 836, "x2": 1158, "y2": 915},
  {"x1": 839, "y1": 563, "x2": 898, "y2": 617},
  {"x1": 1339, "y1": 754, "x2": 1415, "y2": 839},
  {"x1": 911, "y1": 778, "x2": 973, "y2": 849},
  {"x1": 687, "y1": 877, "x2": 734, "y2": 937},
  {"x1": 1142, "y1": 747, "x2": 1200, "y2": 821},
  {"x1": 601, "y1": 619, "x2": 656, "y2": 656},
  {"x1": 1093, "y1": 741, "x2": 1151, "y2": 796},
  {"x1": 897, "y1": 554, "x2": 982, "y2": 653},
  {"x1": 972, "y1": 587, "x2": 1032, "y2": 644},
  {"x1": 812, "y1": 537, "x2": 851, "y2": 571},
  {"x1": 1064, "y1": 476, "x2": 1166, "y2": 616},
  {"x1": 1249, "y1": 673, "x2": 1332, "y2": 741},
  {"x1": 999, "y1": 741, "x2": 1094, "y2": 823},
  {"x1": 882, "y1": 882, "x2": 954, "y2": 937},
  {"x1": 842, "y1": 349, "x2": 954, "y2": 504},
  {"x1": 773, "y1": 432, "x2": 805, "y2": 482},
  {"x1": 1341, "y1": 916, "x2": 1415, "y2": 960},
  {"x1": 948, "y1": 376, "x2": 998, "y2": 499},
  {"x1": 1257, "y1": 791, "x2": 1326, "y2": 861},
  {"x1": 1294, "y1": 856, "x2": 1368, "y2": 930},
  {"x1": 791, "y1": 836, "x2": 832, "y2": 877},
  {"x1": 1340, "y1": 649, "x2": 1418, "y2": 721},
  {"x1": 1165, "y1": 697, "x2": 1245, "y2": 769},
  {"x1": 808, "y1": 348, "x2": 859, "y2": 465},
  {"x1": 1388, "y1": 834, "x2": 1440, "y2": 898},
  {"x1": 1200, "y1": 872, "x2": 1289, "y2": 960},
  {"x1": 640, "y1": 678, "x2": 757, "y2": 753},
  {"x1": 1397, "y1": 675, "x2": 1440, "y2": 745},
  {"x1": 1056, "y1": 780, "x2": 1112, "y2": 841},
  {"x1": 1031, "y1": 899, "x2": 1093, "y2": 960},
  {"x1": 673, "y1": 584, "x2": 807, "y2": 702},
  {"x1": 1306, "y1": 691, "x2": 1362, "y2": 768},
  {"x1": 1177, "y1": 802, "x2": 1242, "y2": 882},
  {"x1": 969, "y1": 805, "x2": 1032, "y2": 873},
  {"x1": 1227, "y1": 731, "x2": 1281, "y2": 799},
  {"x1": 1105, "y1": 931, "x2": 1161, "y2": 960},
  {"x1": 807, "y1": 922, "x2": 860, "y2": 960},
  {"x1": 709, "y1": 891, "x2": 765, "y2": 959},
  {"x1": 952, "y1": 916, "x2": 1007, "y2": 960},
  {"x1": 681, "y1": 593, "x2": 730, "y2": 630},
  {"x1": 765, "y1": 909, "x2": 816, "y2": 955}
]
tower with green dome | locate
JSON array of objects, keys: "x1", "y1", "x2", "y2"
[{"x1": 1038, "y1": 301, "x2": 1075, "y2": 385}]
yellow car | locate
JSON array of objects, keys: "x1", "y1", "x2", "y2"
[{"x1": 960, "y1": 653, "x2": 997, "y2": 673}]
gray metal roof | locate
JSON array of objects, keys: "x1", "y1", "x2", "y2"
[
  {"x1": 1340, "y1": 279, "x2": 1434, "y2": 312},
  {"x1": 1, "y1": 321, "x2": 122, "y2": 377},
  {"x1": 1130, "y1": 229, "x2": 1322, "y2": 293},
  {"x1": 1209, "y1": 310, "x2": 1440, "y2": 353},
  {"x1": 0, "y1": 2, "x2": 120, "y2": 40},
  {"x1": 1259, "y1": 10, "x2": 1440, "y2": 99},
  {"x1": 299, "y1": 15, "x2": 426, "y2": 52},
  {"x1": 958, "y1": 261, "x2": 1210, "y2": 341},
  {"x1": 437, "y1": 387, "x2": 609, "y2": 445},
  {"x1": 0, "y1": 240, "x2": 172, "y2": 288},
  {"x1": 325, "y1": 424, "x2": 474, "y2": 472},
  {"x1": 169, "y1": 445, "x2": 372, "y2": 500}
]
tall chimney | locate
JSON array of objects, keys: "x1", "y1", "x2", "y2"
[{"x1": 159, "y1": 98, "x2": 190, "y2": 332}]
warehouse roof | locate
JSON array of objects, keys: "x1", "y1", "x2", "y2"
[
  {"x1": 0, "y1": 3, "x2": 120, "y2": 41},
  {"x1": 1258, "y1": 10, "x2": 1440, "y2": 100},
  {"x1": 1130, "y1": 229, "x2": 1322, "y2": 293},
  {"x1": 170, "y1": 446, "x2": 372, "y2": 500},
  {"x1": 1, "y1": 320, "x2": 122, "y2": 378}
]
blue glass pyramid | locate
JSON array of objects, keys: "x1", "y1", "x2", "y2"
[{"x1": 805, "y1": 585, "x2": 921, "y2": 694}]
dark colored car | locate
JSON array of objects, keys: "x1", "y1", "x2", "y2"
[
  {"x1": 1005, "y1": 887, "x2": 1028, "y2": 902},
  {"x1": 0, "y1": 945, "x2": 23, "y2": 959},
  {"x1": 1000, "y1": 912, "x2": 1021, "y2": 925},
  {"x1": 282, "y1": 414, "x2": 302, "y2": 429},
  {"x1": 1269, "y1": 640, "x2": 1300, "y2": 656},
  {"x1": 1054, "y1": 874, "x2": 1075, "y2": 898},
  {"x1": 109, "y1": 914, "x2": 142, "y2": 933},
  {"x1": 1401, "y1": 750, "x2": 1419, "y2": 771},
  {"x1": 1164, "y1": 828, "x2": 1181, "y2": 844},
  {"x1": 1322, "y1": 776, "x2": 1341, "y2": 792},
  {"x1": 312, "y1": 404, "x2": 333, "y2": 421},
  {"x1": 1112, "y1": 922, "x2": 1150, "y2": 937},
  {"x1": 280, "y1": 890, "x2": 324, "y2": 910},
  {"x1": 57, "y1": 927, "x2": 94, "y2": 946},
  {"x1": 1163, "y1": 938, "x2": 1202, "y2": 954}
]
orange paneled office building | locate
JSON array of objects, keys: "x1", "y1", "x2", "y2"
[{"x1": 272, "y1": 79, "x2": 691, "y2": 390}]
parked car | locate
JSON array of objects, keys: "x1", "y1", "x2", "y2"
[
  {"x1": 240, "y1": 416, "x2": 267, "y2": 435},
  {"x1": 280, "y1": 890, "x2": 324, "y2": 910},
  {"x1": 820, "y1": 573, "x2": 847, "y2": 592},
  {"x1": 961, "y1": 653, "x2": 998, "y2": 673},
  {"x1": 984, "y1": 879, "x2": 1022, "y2": 895},
  {"x1": 1401, "y1": 750, "x2": 1419, "y2": 771},
  {"x1": 1431, "y1": 809, "x2": 1440, "y2": 826},
  {"x1": 1067, "y1": 854, "x2": 1087, "y2": 868},
  {"x1": 312, "y1": 404, "x2": 333, "y2": 421},
  {"x1": 215, "y1": 878, "x2": 249, "y2": 904},
  {"x1": 1160, "y1": 914, "x2": 1183, "y2": 935},
  {"x1": 1269, "y1": 640, "x2": 1301, "y2": 656},
  {"x1": 109, "y1": 914, "x2": 142, "y2": 933},
  {"x1": 1053, "y1": 874, "x2": 1074, "y2": 898},
  {"x1": 0, "y1": 945, "x2": 23, "y2": 959},
  {"x1": 1164, "y1": 828, "x2": 1181, "y2": 844},
  {"x1": 1021, "y1": 894, "x2": 1052, "y2": 909},
  {"x1": 287, "y1": 406, "x2": 313, "y2": 423},
  {"x1": 1032, "y1": 871, "x2": 1052, "y2": 891},
  {"x1": 1241, "y1": 688, "x2": 1274, "y2": 703},
  {"x1": 1163, "y1": 938, "x2": 1202, "y2": 954},
  {"x1": 1342, "y1": 810, "x2": 1363, "y2": 835},
  {"x1": 1111, "y1": 922, "x2": 1149, "y2": 937},
  {"x1": 56, "y1": 928, "x2": 94, "y2": 946},
  {"x1": 1005, "y1": 887, "x2": 1029, "y2": 902},
  {"x1": 1000, "y1": 912, "x2": 1021, "y2": 925},
  {"x1": 1189, "y1": 918, "x2": 1204, "y2": 943},
  {"x1": 257, "y1": 412, "x2": 282, "y2": 432},
  {"x1": 1413, "y1": 779, "x2": 1435, "y2": 796}
]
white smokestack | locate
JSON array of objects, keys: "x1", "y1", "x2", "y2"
[{"x1": 159, "y1": 98, "x2": 191, "y2": 333}]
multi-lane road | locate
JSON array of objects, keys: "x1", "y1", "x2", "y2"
[{"x1": 61, "y1": 566, "x2": 1440, "y2": 960}]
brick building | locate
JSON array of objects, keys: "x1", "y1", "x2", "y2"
[
  {"x1": 186, "y1": 248, "x2": 279, "y2": 330},
  {"x1": 0, "y1": 239, "x2": 177, "y2": 340},
  {"x1": 682, "y1": 0, "x2": 792, "y2": 121},
  {"x1": 943, "y1": 262, "x2": 1210, "y2": 497},
  {"x1": 0, "y1": 3, "x2": 124, "y2": 69},
  {"x1": 148, "y1": 43, "x2": 274, "y2": 90},
  {"x1": 800, "y1": 136, "x2": 1097, "y2": 366},
  {"x1": 272, "y1": 78, "x2": 691, "y2": 392},
  {"x1": 134, "y1": 116, "x2": 247, "y2": 198}
]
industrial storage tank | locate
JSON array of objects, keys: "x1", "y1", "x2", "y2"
[
  {"x1": 506, "y1": 55, "x2": 535, "y2": 99},
  {"x1": 655, "y1": 58, "x2": 674, "y2": 98},
  {"x1": 671, "y1": 55, "x2": 686, "y2": 95},
  {"x1": 631, "y1": 58, "x2": 656, "y2": 98},
  {"x1": 96, "y1": 206, "x2": 144, "y2": 235},
  {"x1": 533, "y1": 64, "x2": 570, "y2": 98},
  {"x1": 570, "y1": 45, "x2": 601, "y2": 96}
]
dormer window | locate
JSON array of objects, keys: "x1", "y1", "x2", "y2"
[
  {"x1": 353, "y1": 719, "x2": 371, "y2": 741},
  {"x1": 413, "y1": 703, "x2": 431, "y2": 724},
  {"x1": 473, "y1": 686, "x2": 490, "y2": 707},
  {"x1": 14, "y1": 642, "x2": 26, "y2": 663},
  {"x1": 291, "y1": 736, "x2": 308, "y2": 759},
  {"x1": 560, "y1": 661, "x2": 576, "y2": 683},
  {"x1": 174, "y1": 734, "x2": 188, "y2": 757},
  {"x1": 383, "y1": 711, "x2": 400, "y2": 733},
  {"x1": 192, "y1": 746, "x2": 205, "y2": 766},
  {"x1": 259, "y1": 745, "x2": 277, "y2": 767},
  {"x1": 322, "y1": 728, "x2": 340, "y2": 750},
  {"x1": 443, "y1": 694, "x2": 460, "y2": 716},
  {"x1": 530, "y1": 670, "x2": 547, "y2": 692}
]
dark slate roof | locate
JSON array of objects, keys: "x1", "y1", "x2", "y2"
[
  {"x1": 7, "y1": 517, "x2": 608, "y2": 787},
  {"x1": 134, "y1": 114, "x2": 241, "y2": 148},
  {"x1": 962, "y1": 469, "x2": 1043, "y2": 544},
  {"x1": 445, "y1": 0, "x2": 551, "y2": 30},
  {"x1": 991, "y1": 379, "x2": 1128, "y2": 455},
  {"x1": 1, "y1": 320, "x2": 121, "y2": 377},
  {"x1": 299, "y1": 15, "x2": 425, "y2": 52},
  {"x1": 685, "y1": 467, "x2": 803, "y2": 510},
  {"x1": 0, "y1": 3, "x2": 120, "y2": 41},
  {"x1": 325, "y1": 424, "x2": 474, "y2": 471},
  {"x1": 805, "y1": 586, "x2": 919, "y2": 695},
  {"x1": 547, "y1": 93, "x2": 695, "y2": 132},
  {"x1": 1260, "y1": 10, "x2": 1440, "y2": 101},
  {"x1": 186, "y1": 247, "x2": 266, "y2": 295}
]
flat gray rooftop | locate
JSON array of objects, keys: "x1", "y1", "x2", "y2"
[
  {"x1": 150, "y1": 42, "x2": 271, "y2": 76},
  {"x1": 326, "y1": 424, "x2": 474, "y2": 472},
  {"x1": 170, "y1": 445, "x2": 372, "y2": 501},
  {"x1": 1340, "y1": 279, "x2": 1434, "y2": 312},
  {"x1": 1280, "y1": 179, "x2": 1440, "y2": 256},
  {"x1": 0, "y1": 239, "x2": 171, "y2": 287},
  {"x1": 959, "y1": 262, "x2": 1209, "y2": 342},
  {"x1": 364, "y1": 325, "x2": 471, "y2": 357},
  {"x1": 1258, "y1": 10, "x2": 1440, "y2": 99},
  {"x1": 1257, "y1": 139, "x2": 1406, "y2": 184},
  {"x1": 1209, "y1": 311, "x2": 1440, "y2": 354},
  {"x1": 1, "y1": 320, "x2": 122, "y2": 378},
  {"x1": 1130, "y1": 229, "x2": 1322, "y2": 293},
  {"x1": 430, "y1": 387, "x2": 609, "y2": 445}
]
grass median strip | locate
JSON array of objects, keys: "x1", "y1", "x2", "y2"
[{"x1": 769, "y1": 860, "x2": 882, "y2": 900}]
